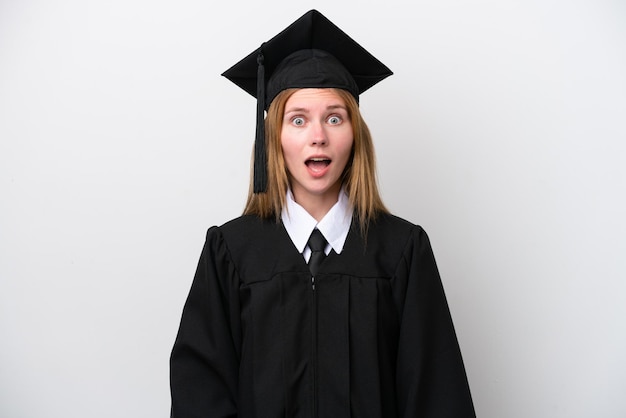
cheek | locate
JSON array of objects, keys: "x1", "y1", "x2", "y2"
[
  {"x1": 338, "y1": 135, "x2": 354, "y2": 162},
  {"x1": 280, "y1": 135, "x2": 298, "y2": 169}
]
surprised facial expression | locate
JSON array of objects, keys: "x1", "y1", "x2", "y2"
[{"x1": 281, "y1": 89, "x2": 354, "y2": 206}]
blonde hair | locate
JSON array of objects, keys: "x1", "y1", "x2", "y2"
[{"x1": 243, "y1": 88, "x2": 387, "y2": 234}]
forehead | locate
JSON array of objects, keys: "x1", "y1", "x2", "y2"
[{"x1": 285, "y1": 88, "x2": 346, "y2": 109}]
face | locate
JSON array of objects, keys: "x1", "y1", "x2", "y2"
[{"x1": 281, "y1": 89, "x2": 354, "y2": 206}]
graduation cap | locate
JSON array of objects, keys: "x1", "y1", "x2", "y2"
[{"x1": 222, "y1": 9, "x2": 393, "y2": 193}]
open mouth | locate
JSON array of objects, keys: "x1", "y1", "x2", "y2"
[
  {"x1": 305, "y1": 158, "x2": 331, "y2": 173},
  {"x1": 304, "y1": 158, "x2": 330, "y2": 171}
]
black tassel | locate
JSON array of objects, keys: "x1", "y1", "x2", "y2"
[{"x1": 253, "y1": 46, "x2": 267, "y2": 193}]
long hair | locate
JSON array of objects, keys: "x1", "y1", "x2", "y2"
[{"x1": 243, "y1": 88, "x2": 388, "y2": 234}]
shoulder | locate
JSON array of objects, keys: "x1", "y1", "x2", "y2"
[
  {"x1": 202, "y1": 215, "x2": 298, "y2": 281},
  {"x1": 369, "y1": 212, "x2": 429, "y2": 242},
  {"x1": 205, "y1": 214, "x2": 285, "y2": 257},
  {"x1": 220, "y1": 214, "x2": 283, "y2": 236},
  {"x1": 202, "y1": 213, "x2": 269, "y2": 231},
  {"x1": 367, "y1": 213, "x2": 436, "y2": 261},
  {"x1": 335, "y1": 213, "x2": 434, "y2": 278}
]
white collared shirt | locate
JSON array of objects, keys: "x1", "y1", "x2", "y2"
[{"x1": 281, "y1": 188, "x2": 353, "y2": 262}]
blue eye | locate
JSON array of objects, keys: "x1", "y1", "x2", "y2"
[
  {"x1": 327, "y1": 115, "x2": 342, "y2": 125},
  {"x1": 292, "y1": 117, "x2": 305, "y2": 126}
]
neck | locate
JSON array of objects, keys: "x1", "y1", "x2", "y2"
[{"x1": 292, "y1": 186, "x2": 341, "y2": 222}]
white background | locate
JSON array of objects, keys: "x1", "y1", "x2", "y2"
[{"x1": 1, "y1": 1, "x2": 625, "y2": 417}]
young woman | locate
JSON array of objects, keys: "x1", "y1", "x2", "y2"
[{"x1": 170, "y1": 10, "x2": 475, "y2": 418}]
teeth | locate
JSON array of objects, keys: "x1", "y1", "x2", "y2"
[{"x1": 310, "y1": 158, "x2": 329, "y2": 162}]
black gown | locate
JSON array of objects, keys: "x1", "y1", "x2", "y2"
[{"x1": 170, "y1": 213, "x2": 475, "y2": 417}]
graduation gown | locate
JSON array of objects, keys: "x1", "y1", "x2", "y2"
[{"x1": 170, "y1": 213, "x2": 475, "y2": 417}]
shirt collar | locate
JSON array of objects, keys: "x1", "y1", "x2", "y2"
[{"x1": 281, "y1": 188, "x2": 353, "y2": 255}]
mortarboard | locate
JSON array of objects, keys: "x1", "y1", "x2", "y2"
[{"x1": 222, "y1": 9, "x2": 393, "y2": 193}]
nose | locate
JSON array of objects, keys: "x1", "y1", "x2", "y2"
[{"x1": 311, "y1": 121, "x2": 327, "y2": 146}]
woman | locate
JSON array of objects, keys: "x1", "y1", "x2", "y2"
[{"x1": 170, "y1": 10, "x2": 475, "y2": 418}]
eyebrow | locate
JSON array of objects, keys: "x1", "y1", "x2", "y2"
[{"x1": 284, "y1": 104, "x2": 347, "y2": 114}]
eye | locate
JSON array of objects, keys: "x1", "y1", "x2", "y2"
[
  {"x1": 291, "y1": 117, "x2": 305, "y2": 126},
  {"x1": 327, "y1": 115, "x2": 342, "y2": 125}
]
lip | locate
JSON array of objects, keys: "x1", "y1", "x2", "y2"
[{"x1": 305, "y1": 155, "x2": 332, "y2": 178}]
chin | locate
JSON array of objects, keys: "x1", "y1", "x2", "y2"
[{"x1": 310, "y1": 182, "x2": 341, "y2": 197}]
